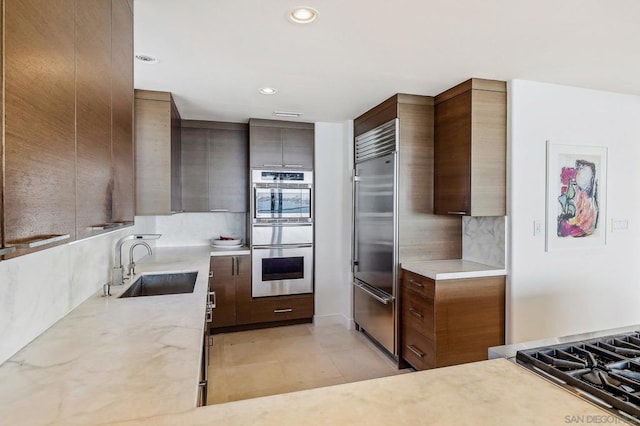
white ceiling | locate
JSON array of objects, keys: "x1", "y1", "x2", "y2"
[{"x1": 134, "y1": 0, "x2": 640, "y2": 123}]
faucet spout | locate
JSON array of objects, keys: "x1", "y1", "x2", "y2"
[
  {"x1": 112, "y1": 234, "x2": 161, "y2": 285},
  {"x1": 128, "y1": 242, "x2": 152, "y2": 277}
]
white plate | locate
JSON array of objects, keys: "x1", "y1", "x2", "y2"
[
  {"x1": 211, "y1": 239, "x2": 242, "y2": 247},
  {"x1": 211, "y1": 244, "x2": 243, "y2": 249}
]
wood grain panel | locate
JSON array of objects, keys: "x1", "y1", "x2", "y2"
[
  {"x1": 209, "y1": 128, "x2": 248, "y2": 212},
  {"x1": 210, "y1": 256, "x2": 237, "y2": 328},
  {"x1": 434, "y1": 90, "x2": 472, "y2": 215},
  {"x1": 76, "y1": 0, "x2": 113, "y2": 239},
  {"x1": 434, "y1": 276, "x2": 505, "y2": 367},
  {"x1": 135, "y1": 98, "x2": 172, "y2": 214},
  {"x1": 111, "y1": 0, "x2": 134, "y2": 222},
  {"x1": 401, "y1": 286, "x2": 434, "y2": 339},
  {"x1": 435, "y1": 78, "x2": 506, "y2": 104},
  {"x1": 4, "y1": 0, "x2": 77, "y2": 251},
  {"x1": 250, "y1": 294, "x2": 314, "y2": 323},
  {"x1": 0, "y1": 3, "x2": 4, "y2": 252},
  {"x1": 181, "y1": 127, "x2": 209, "y2": 212},
  {"x1": 182, "y1": 120, "x2": 248, "y2": 131},
  {"x1": 397, "y1": 99, "x2": 461, "y2": 262},
  {"x1": 354, "y1": 95, "x2": 398, "y2": 137},
  {"x1": 235, "y1": 255, "x2": 252, "y2": 325},
  {"x1": 471, "y1": 90, "x2": 507, "y2": 216},
  {"x1": 401, "y1": 322, "x2": 435, "y2": 370},
  {"x1": 249, "y1": 125, "x2": 282, "y2": 168},
  {"x1": 281, "y1": 127, "x2": 314, "y2": 169},
  {"x1": 171, "y1": 101, "x2": 182, "y2": 212}
]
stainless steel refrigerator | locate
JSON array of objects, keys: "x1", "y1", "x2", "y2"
[{"x1": 353, "y1": 119, "x2": 398, "y2": 356}]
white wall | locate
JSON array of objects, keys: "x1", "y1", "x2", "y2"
[
  {"x1": 0, "y1": 226, "x2": 145, "y2": 364},
  {"x1": 313, "y1": 121, "x2": 354, "y2": 326},
  {"x1": 508, "y1": 80, "x2": 640, "y2": 343}
]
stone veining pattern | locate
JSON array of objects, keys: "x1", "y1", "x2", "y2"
[{"x1": 462, "y1": 216, "x2": 506, "y2": 268}]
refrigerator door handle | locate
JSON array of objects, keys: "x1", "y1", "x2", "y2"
[
  {"x1": 354, "y1": 281, "x2": 394, "y2": 305},
  {"x1": 352, "y1": 168, "x2": 359, "y2": 273}
]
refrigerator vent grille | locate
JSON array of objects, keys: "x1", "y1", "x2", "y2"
[{"x1": 355, "y1": 119, "x2": 397, "y2": 163}]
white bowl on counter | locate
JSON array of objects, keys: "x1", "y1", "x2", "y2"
[{"x1": 211, "y1": 238, "x2": 242, "y2": 248}]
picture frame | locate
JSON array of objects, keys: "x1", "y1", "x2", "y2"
[{"x1": 545, "y1": 142, "x2": 607, "y2": 251}]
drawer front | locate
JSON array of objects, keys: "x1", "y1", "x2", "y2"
[
  {"x1": 402, "y1": 325, "x2": 435, "y2": 370},
  {"x1": 250, "y1": 294, "x2": 313, "y2": 323},
  {"x1": 401, "y1": 270, "x2": 435, "y2": 299},
  {"x1": 401, "y1": 287, "x2": 434, "y2": 339}
]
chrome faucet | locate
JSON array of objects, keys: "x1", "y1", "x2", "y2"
[
  {"x1": 112, "y1": 234, "x2": 161, "y2": 286},
  {"x1": 128, "y1": 241, "x2": 152, "y2": 278}
]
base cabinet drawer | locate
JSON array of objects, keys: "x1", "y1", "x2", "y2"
[
  {"x1": 401, "y1": 325, "x2": 435, "y2": 370},
  {"x1": 250, "y1": 294, "x2": 313, "y2": 323},
  {"x1": 401, "y1": 287, "x2": 434, "y2": 339}
]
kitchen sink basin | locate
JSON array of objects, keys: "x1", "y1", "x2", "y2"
[{"x1": 119, "y1": 272, "x2": 198, "y2": 298}]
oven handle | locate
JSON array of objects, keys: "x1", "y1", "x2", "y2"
[
  {"x1": 252, "y1": 244, "x2": 313, "y2": 249},
  {"x1": 252, "y1": 223, "x2": 313, "y2": 227}
]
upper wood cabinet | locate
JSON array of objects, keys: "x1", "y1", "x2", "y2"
[
  {"x1": 249, "y1": 119, "x2": 314, "y2": 170},
  {"x1": 434, "y1": 79, "x2": 506, "y2": 217},
  {"x1": 0, "y1": 0, "x2": 134, "y2": 259},
  {"x1": 75, "y1": 0, "x2": 113, "y2": 240},
  {"x1": 3, "y1": 0, "x2": 77, "y2": 254},
  {"x1": 134, "y1": 90, "x2": 182, "y2": 215},
  {"x1": 111, "y1": 0, "x2": 135, "y2": 223},
  {"x1": 181, "y1": 121, "x2": 249, "y2": 213}
]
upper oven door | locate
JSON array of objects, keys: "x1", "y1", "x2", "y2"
[{"x1": 254, "y1": 186, "x2": 312, "y2": 220}]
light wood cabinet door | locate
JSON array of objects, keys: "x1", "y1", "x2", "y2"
[
  {"x1": 4, "y1": 0, "x2": 77, "y2": 252},
  {"x1": 249, "y1": 125, "x2": 283, "y2": 168},
  {"x1": 111, "y1": 0, "x2": 135, "y2": 222},
  {"x1": 209, "y1": 128, "x2": 248, "y2": 213},
  {"x1": 282, "y1": 128, "x2": 314, "y2": 169},
  {"x1": 76, "y1": 0, "x2": 113, "y2": 239},
  {"x1": 181, "y1": 127, "x2": 210, "y2": 212},
  {"x1": 434, "y1": 79, "x2": 506, "y2": 217}
]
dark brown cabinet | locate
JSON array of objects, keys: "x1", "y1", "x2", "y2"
[
  {"x1": 3, "y1": 0, "x2": 77, "y2": 253},
  {"x1": 434, "y1": 79, "x2": 506, "y2": 217},
  {"x1": 400, "y1": 269, "x2": 505, "y2": 370},
  {"x1": 75, "y1": 0, "x2": 113, "y2": 239},
  {"x1": 134, "y1": 90, "x2": 182, "y2": 215},
  {"x1": 181, "y1": 121, "x2": 248, "y2": 213},
  {"x1": 210, "y1": 255, "x2": 251, "y2": 329},
  {"x1": 0, "y1": 0, "x2": 134, "y2": 259},
  {"x1": 250, "y1": 294, "x2": 314, "y2": 324},
  {"x1": 111, "y1": 0, "x2": 135, "y2": 223},
  {"x1": 249, "y1": 119, "x2": 314, "y2": 169}
]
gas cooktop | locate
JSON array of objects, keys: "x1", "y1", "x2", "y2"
[{"x1": 516, "y1": 331, "x2": 640, "y2": 424}]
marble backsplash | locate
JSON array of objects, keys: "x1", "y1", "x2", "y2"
[
  {"x1": 462, "y1": 216, "x2": 506, "y2": 268},
  {"x1": 0, "y1": 225, "x2": 140, "y2": 365},
  {"x1": 149, "y1": 212, "x2": 246, "y2": 247}
]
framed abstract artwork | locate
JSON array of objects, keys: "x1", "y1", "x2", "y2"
[{"x1": 545, "y1": 142, "x2": 607, "y2": 251}]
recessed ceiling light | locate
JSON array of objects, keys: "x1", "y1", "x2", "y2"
[
  {"x1": 274, "y1": 111, "x2": 303, "y2": 118},
  {"x1": 289, "y1": 7, "x2": 317, "y2": 24},
  {"x1": 135, "y1": 54, "x2": 158, "y2": 64},
  {"x1": 259, "y1": 87, "x2": 278, "y2": 95}
]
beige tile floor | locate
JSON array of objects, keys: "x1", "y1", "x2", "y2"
[{"x1": 207, "y1": 323, "x2": 410, "y2": 404}]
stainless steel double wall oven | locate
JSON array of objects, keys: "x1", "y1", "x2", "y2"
[{"x1": 250, "y1": 170, "x2": 313, "y2": 298}]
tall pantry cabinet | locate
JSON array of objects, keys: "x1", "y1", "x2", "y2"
[{"x1": 0, "y1": 0, "x2": 135, "y2": 259}]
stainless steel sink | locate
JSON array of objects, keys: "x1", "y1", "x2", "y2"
[{"x1": 119, "y1": 272, "x2": 198, "y2": 298}]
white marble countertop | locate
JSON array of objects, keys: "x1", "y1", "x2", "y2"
[
  {"x1": 0, "y1": 246, "x2": 212, "y2": 425},
  {"x1": 110, "y1": 358, "x2": 620, "y2": 426},
  {"x1": 210, "y1": 245, "x2": 250, "y2": 256},
  {"x1": 401, "y1": 259, "x2": 507, "y2": 280}
]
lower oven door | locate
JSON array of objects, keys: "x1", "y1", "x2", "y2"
[{"x1": 252, "y1": 244, "x2": 313, "y2": 297}]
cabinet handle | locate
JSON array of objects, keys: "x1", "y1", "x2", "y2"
[
  {"x1": 408, "y1": 279, "x2": 423, "y2": 288},
  {"x1": 235, "y1": 256, "x2": 239, "y2": 275},
  {"x1": 205, "y1": 308, "x2": 213, "y2": 323},
  {"x1": 274, "y1": 308, "x2": 293, "y2": 313},
  {"x1": 448, "y1": 211, "x2": 467, "y2": 215},
  {"x1": 209, "y1": 271, "x2": 213, "y2": 278},
  {"x1": 407, "y1": 344, "x2": 425, "y2": 358},
  {"x1": 284, "y1": 164, "x2": 303, "y2": 168},
  {"x1": 209, "y1": 209, "x2": 229, "y2": 212},
  {"x1": 409, "y1": 308, "x2": 424, "y2": 319},
  {"x1": 262, "y1": 164, "x2": 283, "y2": 168},
  {"x1": 231, "y1": 257, "x2": 236, "y2": 275},
  {"x1": 6, "y1": 234, "x2": 70, "y2": 249},
  {"x1": 208, "y1": 291, "x2": 216, "y2": 309},
  {"x1": 0, "y1": 247, "x2": 16, "y2": 256}
]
